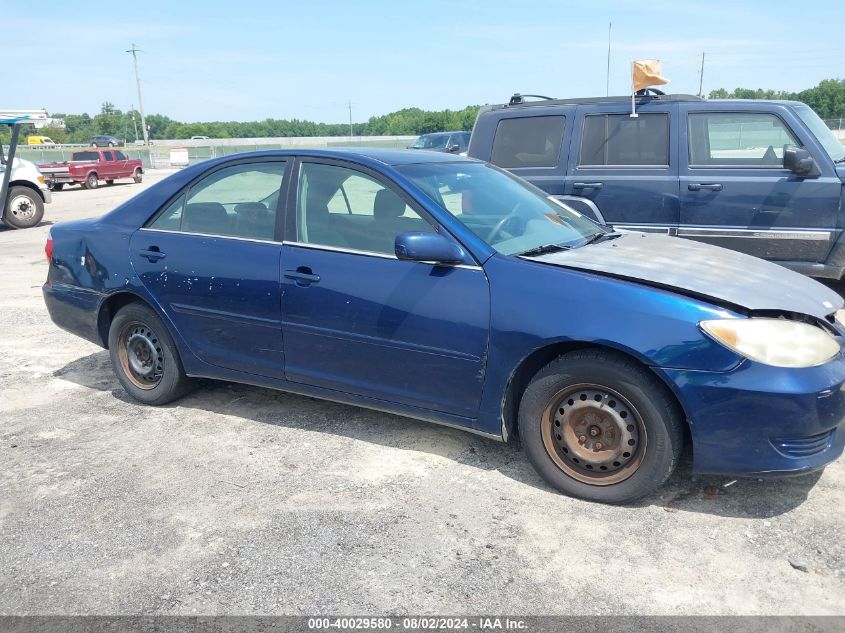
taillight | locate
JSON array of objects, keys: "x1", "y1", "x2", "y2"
[{"x1": 45, "y1": 234, "x2": 54, "y2": 261}]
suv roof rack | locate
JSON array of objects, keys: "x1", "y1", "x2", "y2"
[{"x1": 501, "y1": 92, "x2": 704, "y2": 109}]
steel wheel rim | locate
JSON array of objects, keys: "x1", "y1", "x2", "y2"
[
  {"x1": 541, "y1": 383, "x2": 647, "y2": 486},
  {"x1": 8, "y1": 195, "x2": 35, "y2": 219},
  {"x1": 88, "y1": 174, "x2": 97, "y2": 187},
  {"x1": 117, "y1": 321, "x2": 164, "y2": 389}
]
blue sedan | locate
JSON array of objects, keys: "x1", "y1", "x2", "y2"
[{"x1": 43, "y1": 149, "x2": 845, "y2": 503}]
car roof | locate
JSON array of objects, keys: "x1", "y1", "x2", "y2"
[
  {"x1": 204, "y1": 147, "x2": 481, "y2": 166},
  {"x1": 490, "y1": 94, "x2": 809, "y2": 111},
  {"x1": 420, "y1": 131, "x2": 466, "y2": 136}
]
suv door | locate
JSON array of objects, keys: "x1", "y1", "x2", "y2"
[
  {"x1": 130, "y1": 159, "x2": 289, "y2": 378},
  {"x1": 678, "y1": 104, "x2": 841, "y2": 263},
  {"x1": 279, "y1": 158, "x2": 490, "y2": 420},
  {"x1": 101, "y1": 151, "x2": 117, "y2": 180},
  {"x1": 563, "y1": 103, "x2": 680, "y2": 233}
]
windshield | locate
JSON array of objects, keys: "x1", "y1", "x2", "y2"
[
  {"x1": 411, "y1": 135, "x2": 448, "y2": 149},
  {"x1": 396, "y1": 162, "x2": 603, "y2": 255},
  {"x1": 794, "y1": 105, "x2": 845, "y2": 162}
]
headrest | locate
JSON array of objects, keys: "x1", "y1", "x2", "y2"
[
  {"x1": 234, "y1": 201, "x2": 269, "y2": 218},
  {"x1": 373, "y1": 188, "x2": 406, "y2": 219},
  {"x1": 183, "y1": 202, "x2": 229, "y2": 234}
]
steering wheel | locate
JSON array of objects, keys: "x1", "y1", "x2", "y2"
[{"x1": 486, "y1": 204, "x2": 524, "y2": 242}]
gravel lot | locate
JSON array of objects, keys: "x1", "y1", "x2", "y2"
[{"x1": 1, "y1": 169, "x2": 844, "y2": 616}]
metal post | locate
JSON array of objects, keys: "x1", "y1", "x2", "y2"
[
  {"x1": 348, "y1": 100, "x2": 353, "y2": 139},
  {"x1": 698, "y1": 52, "x2": 705, "y2": 97},
  {"x1": 606, "y1": 22, "x2": 611, "y2": 97},
  {"x1": 0, "y1": 124, "x2": 21, "y2": 215},
  {"x1": 127, "y1": 44, "x2": 150, "y2": 146}
]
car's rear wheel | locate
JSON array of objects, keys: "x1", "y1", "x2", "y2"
[
  {"x1": 518, "y1": 349, "x2": 683, "y2": 503},
  {"x1": 133, "y1": 168, "x2": 143, "y2": 184},
  {"x1": 108, "y1": 303, "x2": 194, "y2": 405},
  {"x1": 3, "y1": 186, "x2": 44, "y2": 229},
  {"x1": 84, "y1": 172, "x2": 98, "y2": 189}
]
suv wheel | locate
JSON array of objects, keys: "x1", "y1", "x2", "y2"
[
  {"x1": 84, "y1": 173, "x2": 99, "y2": 189},
  {"x1": 133, "y1": 168, "x2": 143, "y2": 183},
  {"x1": 518, "y1": 349, "x2": 683, "y2": 503}
]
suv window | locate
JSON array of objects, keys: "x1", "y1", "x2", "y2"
[
  {"x1": 688, "y1": 112, "x2": 799, "y2": 167},
  {"x1": 115, "y1": 151, "x2": 127, "y2": 160},
  {"x1": 298, "y1": 162, "x2": 433, "y2": 255},
  {"x1": 103, "y1": 152, "x2": 114, "y2": 161},
  {"x1": 491, "y1": 116, "x2": 566, "y2": 168},
  {"x1": 579, "y1": 113, "x2": 669, "y2": 167},
  {"x1": 150, "y1": 161, "x2": 286, "y2": 240}
]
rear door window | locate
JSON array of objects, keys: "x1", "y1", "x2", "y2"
[
  {"x1": 688, "y1": 112, "x2": 799, "y2": 167},
  {"x1": 103, "y1": 152, "x2": 114, "y2": 161},
  {"x1": 490, "y1": 116, "x2": 566, "y2": 168},
  {"x1": 149, "y1": 161, "x2": 286, "y2": 240},
  {"x1": 579, "y1": 113, "x2": 669, "y2": 167}
]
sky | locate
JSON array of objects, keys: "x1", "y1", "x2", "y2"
[{"x1": 6, "y1": 0, "x2": 845, "y2": 124}]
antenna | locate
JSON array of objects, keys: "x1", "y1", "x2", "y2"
[
  {"x1": 606, "y1": 22, "x2": 612, "y2": 97},
  {"x1": 698, "y1": 52, "x2": 706, "y2": 98}
]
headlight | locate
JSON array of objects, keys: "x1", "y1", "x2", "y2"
[{"x1": 700, "y1": 318, "x2": 840, "y2": 368}]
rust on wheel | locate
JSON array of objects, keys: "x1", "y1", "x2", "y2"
[
  {"x1": 541, "y1": 383, "x2": 647, "y2": 485},
  {"x1": 116, "y1": 321, "x2": 164, "y2": 390}
]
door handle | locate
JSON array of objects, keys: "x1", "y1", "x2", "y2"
[
  {"x1": 573, "y1": 182, "x2": 603, "y2": 190},
  {"x1": 138, "y1": 247, "x2": 166, "y2": 262},
  {"x1": 688, "y1": 183, "x2": 723, "y2": 192},
  {"x1": 284, "y1": 267, "x2": 321, "y2": 285}
]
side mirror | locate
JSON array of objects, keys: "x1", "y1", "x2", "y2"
[
  {"x1": 783, "y1": 147, "x2": 818, "y2": 176},
  {"x1": 446, "y1": 144, "x2": 460, "y2": 153},
  {"x1": 395, "y1": 232, "x2": 466, "y2": 264}
]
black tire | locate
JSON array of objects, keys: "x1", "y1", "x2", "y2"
[
  {"x1": 106, "y1": 179, "x2": 114, "y2": 185},
  {"x1": 133, "y1": 168, "x2": 143, "y2": 184},
  {"x1": 108, "y1": 142, "x2": 115, "y2": 147},
  {"x1": 3, "y1": 186, "x2": 45, "y2": 229},
  {"x1": 53, "y1": 183, "x2": 65, "y2": 191},
  {"x1": 107, "y1": 302, "x2": 194, "y2": 405},
  {"x1": 84, "y1": 172, "x2": 98, "y2": 189},
  {"x1": 518, "y1": 349, "x2": 683, "y2": 504}
]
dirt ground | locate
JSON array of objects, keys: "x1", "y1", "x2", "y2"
[{"x1": 1, "y1": 169, "x2": 844, "y2": 616}]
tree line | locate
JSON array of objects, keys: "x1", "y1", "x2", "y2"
[
  {"x1": 4, "y1": 78, "x2": 842, "y2": 145},
  {"x1": 708, "y1": 78, "x2": 845, "y2": 120},
  {"x1": 2, "y1": 102, "x2": 480, "y2": 144}
]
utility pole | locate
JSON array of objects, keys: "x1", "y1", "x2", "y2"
[
  {"x1": 348, "y1": 100, "x2": 353, "y2": 138},
  {"x1": 698, "y1": 52, "x2": 706, "y2": 98},
  {"x1": 606, "y1": 22, "x2": 612, "y2": 96},
  {"x1": 130, "y1": 104, "x2": 139, "y2": 141},
  {"x1": 126, "y1": 44, "x2": 149, "y2": 145}
]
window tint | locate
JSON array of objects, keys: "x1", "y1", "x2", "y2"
[
  {"x1": 150, "y1": 161, "x2": 286, "y2": 240},
  {"x1": 103, "y1": 152, "x2": 114, "y2": 161},
  {"x1": 115, "y1": 151, "x2": 127, "y2": 160},
  {"x1": 491, "y1": 116, "x2": 566, "y2": 168},
  {"x1": 298, "y1": 162, "x2": 434, "y2": 255},
  {"x1": 688, "y1": 112, "x2": 799, "y2": 167},
  {"x1": 71, "y1": 151, "x2": 99, "y2": 161},
  {"x1": 579, "y1": 113, "x2": 669, "y2": 166}
]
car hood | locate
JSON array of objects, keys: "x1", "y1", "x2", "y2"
[{"x1": 531, "y1": 233, "x2": 843, "y2": 319}]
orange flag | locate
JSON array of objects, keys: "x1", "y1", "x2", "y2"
[{"x1": 632, "y1": 59, "x2": 669, "y2": 92}]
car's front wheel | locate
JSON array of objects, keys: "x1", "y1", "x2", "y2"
[
  {"x1": 133, "y1": 168, "x2": 143, "y2": 184},
  {"x1": 518, "y1": 349, "x2": 683, "y2": 503},
  {"x1": 108, "y1": 303, "x2": 194, "y2": 405}
]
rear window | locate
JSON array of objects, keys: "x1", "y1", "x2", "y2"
[
  {"x1": 579, "y1": 113, "x2": 669, "y2": 167},
  {"x1": 490, "y1": 116, "x2": 566, "y2": 168},
  {"x1": 71, "y1": 151, "x2": 99, "y2": 161}
]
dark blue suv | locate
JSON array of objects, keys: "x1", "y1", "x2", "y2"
[{"x1": 468, "y1": 93, "x2": 845, "y2": 279}]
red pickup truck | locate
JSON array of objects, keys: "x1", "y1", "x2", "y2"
[{"x1": 39, "y1": 149, "x2": 144, "y2": 191}]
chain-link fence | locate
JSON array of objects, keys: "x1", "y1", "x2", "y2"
[{"x1": 13, "y1": 136, "x2": 417, "y2": 169}]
